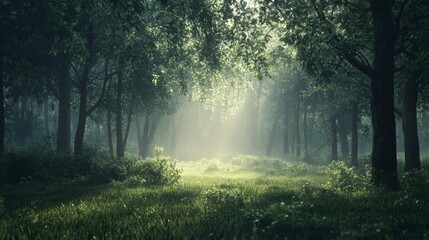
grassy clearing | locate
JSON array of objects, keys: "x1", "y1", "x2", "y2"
[{"x1": 1, "y1": 158, "x2": 429, "y2": 239}]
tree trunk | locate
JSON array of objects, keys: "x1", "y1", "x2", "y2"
[
  {"x1": 123, "y1": 111, "x2": 133, "y2": 152},
  {"x1": 74, "y1": 24, "x2": 95, "y2": 156},
  {"x1": 107, "y1": 109, "x2": 114, "y2": 158},
  {"x1": 0, "y1": 57, "x2": 4, "y2": 152},
  {"x1": 265, "y1": 115, "x2": 280, "y2": 156},
  {"x1": 369, "y1": 0, "x2": 398, "y2": 188},
  {"x1": 283, "y1": 102, "x2": 289, "y2": 156},
  {"x1": 351, "y1": 102, "x2": 359, "y2": 167},
  {"x1": 136, "y1": 113, "x2": 143, "y2": 156},
  {"x1": 140, "y1": 113, "x2": 151, "y2": 157},
  {"x1": 115, "y1": 56, "x2": 125, "y2": 158},
  {"x1": 403, "y1": 75, "x2": 420, "y2": 171},
  {"x1": 330, "y1": 115, "x2": 338, "y2": 161},
  {"x1": 56, "y1": 57, "x2": 71, "y2": 153},
  {"x1": 295, "y1": 100, "x2": 301, "y2": 157},
  {"x1": 303, "y1": 102, "x2": 309, "y2": 161},
  {"x1": 338, "y1": 114, "x2": 350, "y2": 159},
  {"x1": 43, "y1": 95, "x2": 49, "y2": 136},
  {"x1": 248, "y1": 81, "x2": 263, "y2": 153}
]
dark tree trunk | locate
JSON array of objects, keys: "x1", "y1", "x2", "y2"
[
  {"x1": 140, "y1": 114, "x2": 150, "y2": 157},
  {"x1": 351, "y1": 102, "x2": 359, "y2": 167},
  {"x1": 115, "y1": 56, "x2": 125, "y2": 158},
  {"x1": 43, "y1": 95, "x2": 49, "y2": 135},
  {"x1": 283, "y1": 102, "x2": 289, "y2": 156},
  {"x1": 74, "y1": 24, "x2": 95, "y2": 156},
  {"x1": 338, "y1": 114, "x2": 350, "y2": 159},
  {"x1": 123, "y1": 111, "x2": 133, "y2": 152},
  {"x1": 107, "y1": 109, "x2": 114, "y2": 158},
  {"x1": 295, "y1": 101, "x2": 301, "y2": 157},
  {"x1": 303, "y1": 103, "x2": 309, "y2": 161},
  {"x1": 56, "y1": 58, "x2": 71, "y2": 153},
  {"x1": 265, "y1": 115, "x2": 280, "y2": 156},
  {"x1": 330, "y1": 115, "x2": 338, "y2": 161},
  {"x1": 0, "y1": 57, "x2": 4, "y2": 152},
  {"x1": 369, "y1": 0, "x2": 398, "y2": 188},
  {"x1": 136, "y1": 113, "x2": 143, "y2": 156},
  {"x1": 403, "y1": 75, "x2": 420, "y2": 171}
]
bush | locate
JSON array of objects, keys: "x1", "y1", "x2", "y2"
[
  {"x1": 204, "y1": 186, "x2": 245, "y2": 211},
  {"x1": 231, "y1": 155, "x2": 285, "y2": 172},
  {"x1": 127, "y1": 146, "x2": 182, "y2": 186},
  {"x1": 205, "y1": 160, "x2": 220, "y2": 172},
  {"x1": 323, "y1": 161, "x2": 370, "y2": 192},
  {"x1": 284, "y1": 162, "x2": 310, "y2": 175}
]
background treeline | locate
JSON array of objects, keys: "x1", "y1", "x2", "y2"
[{"x1": 1, "y1": 0, "x2": 429, "y2": 189}]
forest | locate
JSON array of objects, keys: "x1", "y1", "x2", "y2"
[{"x1": 1, "y1": 0, "x2": 429, "y2": 239}]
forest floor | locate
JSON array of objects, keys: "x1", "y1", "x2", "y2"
[{"x1": 1, "y1": 159, "x2": 429, "y2": 239}]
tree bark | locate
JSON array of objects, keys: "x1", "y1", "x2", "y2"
[
  {"x1": 107, "y1": 109, "x2": 114, "y2": 158},
  {"x1": 369, "y1": 0, "x2": 398, "y2": 188},
  {"x1": 403, "y1": 75, "x2": 420, "y2": 171},
  {"x1": 56, "y1": 57, "x2": 71, "y2": 154},
  {"x1": 338, "y1": 113, "x2": 350, "y2": 159},
  {"x1": 74, "y1": 24, "x2": 96, "y2": 156},
  {"x1": 123, "y1": 111, "x2": 133, "y2": 152},
  {"x1": 330, "y1": 115, "x2": 338, "y2": 161},
  {"x1": 0, "y1": 57, "x2": 4, "y2": 152},
  {"x1": 115, "y1": 56, "x2": 125, "y2": 158},
  {"x1": 169, "y1": 115, "x2": 177, "y2": 156},
  {"x1": 351, "y1": 102, "x2": 359, "y2": 167},
  {"x1": 140, "y1": 113, "x2": 150, "y2": 157}
]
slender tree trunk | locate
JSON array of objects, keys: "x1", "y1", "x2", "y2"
[
  {"x1": 0, "y1": 57, "x2": 4, "y2": 152},
  {"x1": 295, "y1": 100, "x2": 301, "y2": 157},
  {"x1": 74, "y1": 24, "x2": 96, "y2": 156},
  {"x1": 43, "y1": 95, "x2": 49, "y2": 136},
  {"x1": 136, "y1": 113, "x2": 143, "y2": 156},
  {"x1": 330, "y1": 115, "x2": 338, "y2": 161},
  {"x1": 56, "y1": 58, "x2": 71, "y2": 153},
  {"x1": 351, "y1": 102, "x2": 359, "y2": 167},
  {"x1": 303, "y1": 103, "x2": 308, "y2": 161},
  {"x1": 403, "y1": 75, "x2": 420, "y2": 171},
  {"x1": 74, "y1": 73, "x2": 88, "y2": 155},
  {"x1": 140, "y1": 113, "x2": 151, "y2": 157},
  {"x1": 115, "y1": 56, "x2": 125, "y2": 158},
  {"x1": 338, "y1": 114, "x2": 350, "y2": 159},
  {"x1": 266, "y1": 115, "x2": 280, "y2": 156},
  {"x1": 123, "y1": 111, "x2": 133, "y2": 152},
  {"x1": 283, "y1": 102, "x2": 289, "y2": 156},
  {"x1": 107, "y1": 109, "x2": 114, "y2": 158},
  {"x1": 370, "y1": 0, "x2": 398, "y2": 188}
]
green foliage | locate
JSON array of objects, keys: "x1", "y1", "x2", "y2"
[
  {"x1": 127, "y1": 146, "x2": 182, "y2": 186},
  {"x1": 204, "y1": 160, "x2": 220, "y2": 172},
  {"x1": 284, "y1": 162, "x2": 310, "y2": 176},
  {"x1": 323, "y1": 161, "x2": 370, "y2": 193},
  {"x1": 231, "y1": 155, "x2": 285, "y2": 173},
  {"x1": 204, "y1": 186, "x2": 245, "y2": 212}
]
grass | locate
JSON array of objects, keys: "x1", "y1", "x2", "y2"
[{"x1": 1, "y1": 159, "x2": 429, "y2": 239}]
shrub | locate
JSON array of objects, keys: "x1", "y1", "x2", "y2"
[
  {"x1": 323, "y1": 161, "x2": 370, "y2": 192},
  {"x1": 205, "y1": 160, "x2": 220, "y2": 172},
  {"x1": 204, "y1": 186, "x2": 245, "y2": 211},
  {"x1": 127, "y1": 146, "x2": 182, "y2": 186}
]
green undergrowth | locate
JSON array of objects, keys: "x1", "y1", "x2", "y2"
[{"x1": 1, "y1": 157, "x2": 429, "y2": 239}]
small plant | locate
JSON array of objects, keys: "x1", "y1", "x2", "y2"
[
  {"x1": 323, "y1": 161, "x2": 369, "y2": 192},
  {"x1": 128, "y1": 146, "x2": 182, "y2": 185}
]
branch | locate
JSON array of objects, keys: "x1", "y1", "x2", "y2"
[
  {"x1": 394, "y1": 0, "x2": 411, "y2": 41},
  {"x1": 312, "y1": 1, "x2": 375, "y2": 78},
  {"x1": 86, "y1": 57, "x2": 110, "y2": 116}
]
